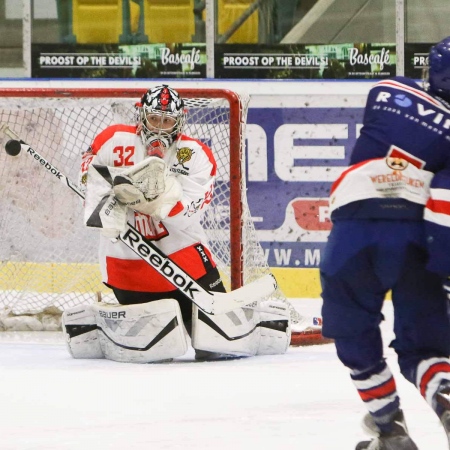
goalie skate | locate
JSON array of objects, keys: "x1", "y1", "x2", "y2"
[
  {"x1": 436, "y1": 384, "x2": 450, "y2": 448},
  {"x1": 288, "y1": 305, "x2": 333, "y2": 346}
]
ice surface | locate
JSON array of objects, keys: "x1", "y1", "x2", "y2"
[{"x1": 0, "y1": 299, "x2": 447, "y2": 450}]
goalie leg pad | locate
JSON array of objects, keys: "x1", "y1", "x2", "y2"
[
  {"x1": 62, "y1": 305, "x2": 104, "y2": 359},
  {"x1": 191, "y1": 306, "x2": 259, "y2": 357},
  {"x1": 191, "y1": 300, "x2": 290, "y2": 357},
  {"x1": 93, "y1": 299, "x2": 188, "y2": 364}
]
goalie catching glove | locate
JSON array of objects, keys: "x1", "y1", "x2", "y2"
[
  {"x1": 113, "y1": 156, "x2": 166, "y2": 204},
  {"x1": 84, "y1": 157, "x2": 183, "y2": 238},
  {"x1": 113, "y1": 157, "x2": 183, "y2": 221}
]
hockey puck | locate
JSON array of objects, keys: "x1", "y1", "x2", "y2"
[{"x1": 5, "y1": 139, "x2": 21, "y2": 156}]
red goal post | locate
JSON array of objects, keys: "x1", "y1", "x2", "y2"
[{"x1": 0, "y1": 87, "x2": 288, "y2": 330}]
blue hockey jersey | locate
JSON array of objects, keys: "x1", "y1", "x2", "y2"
[{"x1": 329, "y1": 76, "x2": 450, "y2": 276}]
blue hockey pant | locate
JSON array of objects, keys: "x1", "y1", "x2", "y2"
[{"x1": 320, "y1": 219, "x2": 450, "y2": 383}]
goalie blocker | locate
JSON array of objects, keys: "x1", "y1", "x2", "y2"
[{"x1": 62, "y1": 298, "x2": 290, "y2": 363}]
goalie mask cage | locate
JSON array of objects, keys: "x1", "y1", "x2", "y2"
[{"x1": 0, "y1": 87, "x2": 287, "y2": 331}]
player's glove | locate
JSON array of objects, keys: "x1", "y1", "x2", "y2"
[
  {"x1": 113, "y1": 158, "x2": 182, "y2": 221},
  {"x1": 113, "y1": 157, "x2": 167, "y2": 206},
  {"x1": 96, "y1": 193, "x2": 127, "y2": 240},
  {"x1": 136, "y1": 175, "x2": 183, "y2": 221}
]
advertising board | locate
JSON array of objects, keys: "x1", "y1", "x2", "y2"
[
  {"x1": 0, "y1": 78, "x2": 373, "y2": 297},
  {"x1": 246, "y1": 98, "x2": 366, "y2": 295}
]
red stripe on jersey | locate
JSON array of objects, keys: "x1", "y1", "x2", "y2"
[
  {"x1": 91, "y1": 125, "x2": 137, "y2": 154},
  {"x1": 330, "y1": 158, "x2": 383, "y2": 195},
  {"x1": 426, "y1": 198, "x2": 450, "y2": 215},
  {"x1": 358, "y1": 377, "x2": 397, "y2": 402},
  {"x1": 168, "y1": 201, "x2": 184, "y2": 217},
  {"x1": 105, "y1": 243, "x2": 216, "y2": 292},
  {"x1": 419, "y1": 362, "x2": 450, "y2": 397},
  {"x1": 180, "y1": 135, "x2": 217, "y2": 176}
]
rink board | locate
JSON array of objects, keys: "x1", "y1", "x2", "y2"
[{"x1": 0, "y1": 262, "x2": 321, "y2": 298}]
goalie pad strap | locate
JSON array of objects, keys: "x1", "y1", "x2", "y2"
[{"x1": 62, "y1": 305, "x2": 104, "y2": 359}]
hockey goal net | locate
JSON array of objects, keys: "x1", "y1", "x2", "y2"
[{"x1": 0, "y1": 87, "x2": 293, "y2": 332}]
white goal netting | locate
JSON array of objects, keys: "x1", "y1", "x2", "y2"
[{"x1": 0, "y1": 88, "x2": 292, "y2": 332}]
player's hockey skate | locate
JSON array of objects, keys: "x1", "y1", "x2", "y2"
[
  {"x1": 436, "y1": 384, "x2": 450, "y2": 448},
  {"x1": 440, "y1": 410, "x2": 450, "y2": 449},
  {"x1": 355, "y1": 410, "x2": 418, "y2": 450},
  {"x1": 288, "y1": 304, "x2": 333, "y2": 346}
]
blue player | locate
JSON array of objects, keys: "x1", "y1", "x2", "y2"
[{"x1": 320, "y1": 36, "x2": 450, "y2": 449}]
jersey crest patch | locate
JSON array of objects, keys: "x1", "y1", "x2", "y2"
[
  {"x1": 174, "y1": 147, "x2": 194, "y2": 174},
  {"x1": 386, "y1": 157, "x2": 408, "y2": 171}
]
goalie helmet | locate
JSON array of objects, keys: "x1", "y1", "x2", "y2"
[
  {"x1": 137, "y1": 84, "x2": 186, "y2": 152},
  {"x1": 428, "y1": 36, "x2": 450, "y2": 103}
]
